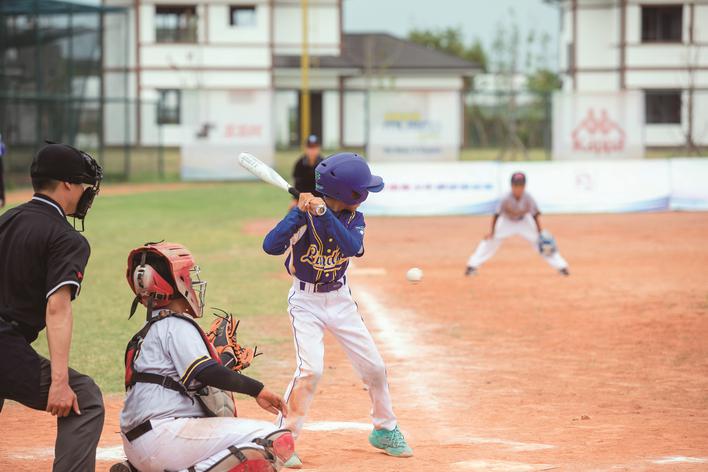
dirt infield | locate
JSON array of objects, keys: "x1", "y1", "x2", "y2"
[{"x1": 2, "y1": 212, "x2": 707, "y2": 471}]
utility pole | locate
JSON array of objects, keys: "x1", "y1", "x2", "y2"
[{"x1": 300, "y1": 0, "x2": 310, "y2": 144}]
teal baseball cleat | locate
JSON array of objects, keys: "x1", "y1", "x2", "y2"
[{"x1": 368, "y1": 426, "x2": 413, "y2": 457}]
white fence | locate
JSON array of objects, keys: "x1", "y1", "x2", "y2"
[{"x1": 362, "y1": 159, "x2": 708, "y2": 216}]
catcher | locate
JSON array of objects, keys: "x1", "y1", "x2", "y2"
[{"x1": 110, "y1": 242, "x2": 295, "y2": 472}]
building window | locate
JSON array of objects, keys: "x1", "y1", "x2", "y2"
[
  {"x1": 641, "y1": 5, "x2": 682, "y2": 43},
  {"x1": 155, "y1": 6, "x2": 197, "y2": 43},
  {"x1": 230, "y1": 5, "x2": 256, "y2": 27},
  {"x1": 157, "y1": 89, "x2": 181, "y2": 125},
  {"x1": 645, "y1": 90, "x2": 681, "y2": 124}
]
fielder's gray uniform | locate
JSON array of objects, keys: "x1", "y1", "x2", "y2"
[
  {"x1": 467, "y1": 192, "x2": 568, "y2": 270},
  {"x1": 119, "y1": 315, "x2": 279, "y2": 472}
]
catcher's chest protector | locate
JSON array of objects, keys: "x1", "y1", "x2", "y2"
[{"x1": 123, "y1": 310, "x2": 235, "y2": 416}]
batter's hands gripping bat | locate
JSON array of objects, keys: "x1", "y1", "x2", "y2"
[{"x1": 238, "y1": 152, "x2": 326, "y2": 216}]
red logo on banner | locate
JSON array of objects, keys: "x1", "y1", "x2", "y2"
[
  {"x1": 571, "y1": 109, "x2": 625, "y2": 154},
  {"x1": 224, "y1": 124, "x2": 263, "y2": 138}
]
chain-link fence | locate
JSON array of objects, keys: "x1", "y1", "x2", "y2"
[
  {"x1": 0, "y1": 0, "x2": 166, "y2": 189},
  {"x1": 463, "y1": 90, "x2": 553, "y2": 161}
]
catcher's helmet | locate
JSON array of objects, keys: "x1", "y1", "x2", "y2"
[
  {"x1": 315, "y1": 153, "x2": 384, "y2": 205},
  {"x1": 126, "y1": 242, "x2": 207, "y2": 318}
]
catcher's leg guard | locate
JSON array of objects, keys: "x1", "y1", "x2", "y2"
[
  {"x1": 254, "y1": 430, "x2": 295, "y2": 467},
  {"x1": 193, "y1": 446, "x2": 275, "y2": 472}
]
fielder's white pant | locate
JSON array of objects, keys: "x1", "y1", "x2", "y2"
[
  {"x1": 121, "y1": 417, "x2": 278, "y2": 472},
  {"x1": 468, "y1": 214, "x2": 568, "y2": 270},
  {"x1": 276, "y1": 278, "x2": 397, "y2": 437}
]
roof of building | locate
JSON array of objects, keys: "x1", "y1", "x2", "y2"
[{"x1": 275, "y1": 32, "x2": 480, "y2": 74}]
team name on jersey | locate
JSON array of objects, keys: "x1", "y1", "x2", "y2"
[{"x1": 299, "y1": 244, "x2": 348, "y2": 276}]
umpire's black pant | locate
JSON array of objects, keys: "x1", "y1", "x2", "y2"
[{"x1": 0, "y1": 322, "x2": 105, "y2": 472}]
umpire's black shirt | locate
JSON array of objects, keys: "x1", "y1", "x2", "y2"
[
  {"x1": 292, "y1": 154, "x2": 323, "y2": 195},
  {"x1": 0, "y1": 194, "x2": 90, "y2": 342}
]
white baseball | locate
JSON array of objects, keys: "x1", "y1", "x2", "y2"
[{"x1": 406, "y1": 267, "x2": 423, "y2": 283}]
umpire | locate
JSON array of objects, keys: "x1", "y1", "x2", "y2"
[
  {"x1": 292, "y1": 134, "x2": 323, "y2": 195},
  {"x1": 0, "y1": 143, "x2": 105, "y2": 471}
]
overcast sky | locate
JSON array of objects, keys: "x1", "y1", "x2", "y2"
[{"x1": 344, "y1": 0, "x2": 561, "y2": 69}]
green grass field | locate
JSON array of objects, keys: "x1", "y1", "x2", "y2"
[{"x1": 27, "y1": 182, "x2": 292, "y2": 393}]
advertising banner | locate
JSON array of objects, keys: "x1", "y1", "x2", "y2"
[
  {"x1": 182, "y1": 90, "x2": 274, "y2": 180},
  {"x1": 362, "y1": 162, "x2": 499, "y2": 216},
  {"x1": 367, "y1": 91, "x2": 461, "y2": 162},
  {"x1": 498, "y1": 160, "x2": 671, "y2": 213},
  {"x1": 552, "y1": 91, "x2": 645, "y2": 160},
  {"x1": 670, "y1": 159, "x2": 708, "y2": 210},
  {"x1": 363, "y1": 159, "x2": 708, "y2": 216}
]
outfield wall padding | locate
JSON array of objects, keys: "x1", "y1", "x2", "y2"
[{"x1": 362, "y1": 159, "x2": 708, "y2": 216}]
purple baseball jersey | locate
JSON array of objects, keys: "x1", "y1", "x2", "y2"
[{"x1": 263, "y1": 208, "x2": 366, "y2": 284}]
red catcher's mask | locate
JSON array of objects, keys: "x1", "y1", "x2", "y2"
[{"x1": 126, "y1": 242, "x2": 207, "y2": 318}]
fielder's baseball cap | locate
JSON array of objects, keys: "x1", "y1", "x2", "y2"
[
  {"x1": 305, "y1": 134, "x2": 320, "y2": 147},
  {"x1": 31, "y1": 142, "x2": 102, "y2": 185},
  {"x1": 510, "y1": 172, "x2": 526, "y2": 185}
]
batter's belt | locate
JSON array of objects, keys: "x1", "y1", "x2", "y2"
[{"x1": 296, "y1": 276, "x2": 347, "y2": 293}]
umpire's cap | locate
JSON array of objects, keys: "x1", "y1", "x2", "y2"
[
  {"x1": 31, "y1": 142, "x2": 102, "y2": 185},
  {"x1": 305, "y1": 134, "x2": 320, "y2": 148}
]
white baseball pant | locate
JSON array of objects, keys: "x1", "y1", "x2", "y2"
[
  {"x1": 468, "y1": 214, "x2": 568, "y2": 270},
  {"x1": 121, "y1": 417, "x2": 278, "y2": 472},
  {"x1": 276, "y1": 278, "x2": 397, "y2": 437}
]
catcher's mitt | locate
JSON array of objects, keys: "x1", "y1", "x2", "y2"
[{"x1": 206, "y1": 309, "x2": 260, "y2": 372}]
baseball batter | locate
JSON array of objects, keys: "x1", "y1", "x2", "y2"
[
  {"x1": 112, "y1": 242, "x2": 294, "y2": 472},
  {"x1": 465, "y1": 172, "x2": 570, "y2": 276},
  {"x1": 262, "y1": 152, "x2": 413, "y2": 467}
]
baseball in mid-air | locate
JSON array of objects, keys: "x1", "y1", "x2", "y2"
[{"x1": 406, "y1": 267, "x2": 423, "y2": 283}]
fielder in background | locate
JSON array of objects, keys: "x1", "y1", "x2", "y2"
[
  {"x1": 465, "y1": 172, "x2": 570, "y2": 276},
  {"x1": 113, "y1": 242, "x2": 294, "y2": 472},
  {"x1": 0, "y1": 143, "x2": 104, "y2": 472},
  {"x1": 263, "y1": 153, "x2": 413, "y2": 468}
]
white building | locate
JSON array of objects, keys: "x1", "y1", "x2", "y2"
[
  {"x1": 555, "y1": 0, "x2": 708, "y2": 149},
  {"x1": 102, "y1": 0, "x2": 479, "y2": 163}
]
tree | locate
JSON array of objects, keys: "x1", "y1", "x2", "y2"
[
  {"x1": 527, "y1": 69, "x2": 562, "y2": 95},
  {"x1": 408, "y1": 26, "x2": 488, "y2": 72}
]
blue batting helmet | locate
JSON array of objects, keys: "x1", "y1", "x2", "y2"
[{"x1": 315, "y1": 153, "x2": 384, "y2": 205}]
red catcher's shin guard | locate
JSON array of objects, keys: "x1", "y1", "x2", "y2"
[
  {"x1": 255, "y1": 430, "x2": 296, "y2": 465},
  {"x1": 227, "y1": 458, "x2": 272, "y2": 472},
  {"x1": 204, "y1": 447, "x2": 275, "y2": 472}
]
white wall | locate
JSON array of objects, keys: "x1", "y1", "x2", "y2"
[
  {"x1": 575, "y1": 72, "x2": 619, "y2": 92},
  {"x1": 139, "y1": 45, "x2": 270, "y2": 69},
  {"x1": 274, "y1": 90, "x2": 297, "y2": 147},
  {"x1": 273, "y1": 0, "x2": 341, "y2": 56},
  {"x1": 343, "y1": 91, "x2": 365, "y2": 147},
  {"x1": 559, "y1": 0, "x2": 708, "y2": 149},
  {"x1": 139, "y1": 70, "x2": 270, "y2": 89},
  {"x1": 141, "y1": 88, "x2": 275, "y2": 148},
  {"x1": 575, "y1": 5, "x2": 618, "y2": 69},
  {"x1": 693, "y1": 91, "x2": 708, "y2": 146},
  {"x1": 322, "y1": 90, "x2": 340, "y2": 148}
]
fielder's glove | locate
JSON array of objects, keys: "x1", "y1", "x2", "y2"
[
  {"x1": 538, "y1": 230, "x2": 558, "y2": 257},
  {"x1": 206, "y1": 309, "x2": 261, "y2": 372}
]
